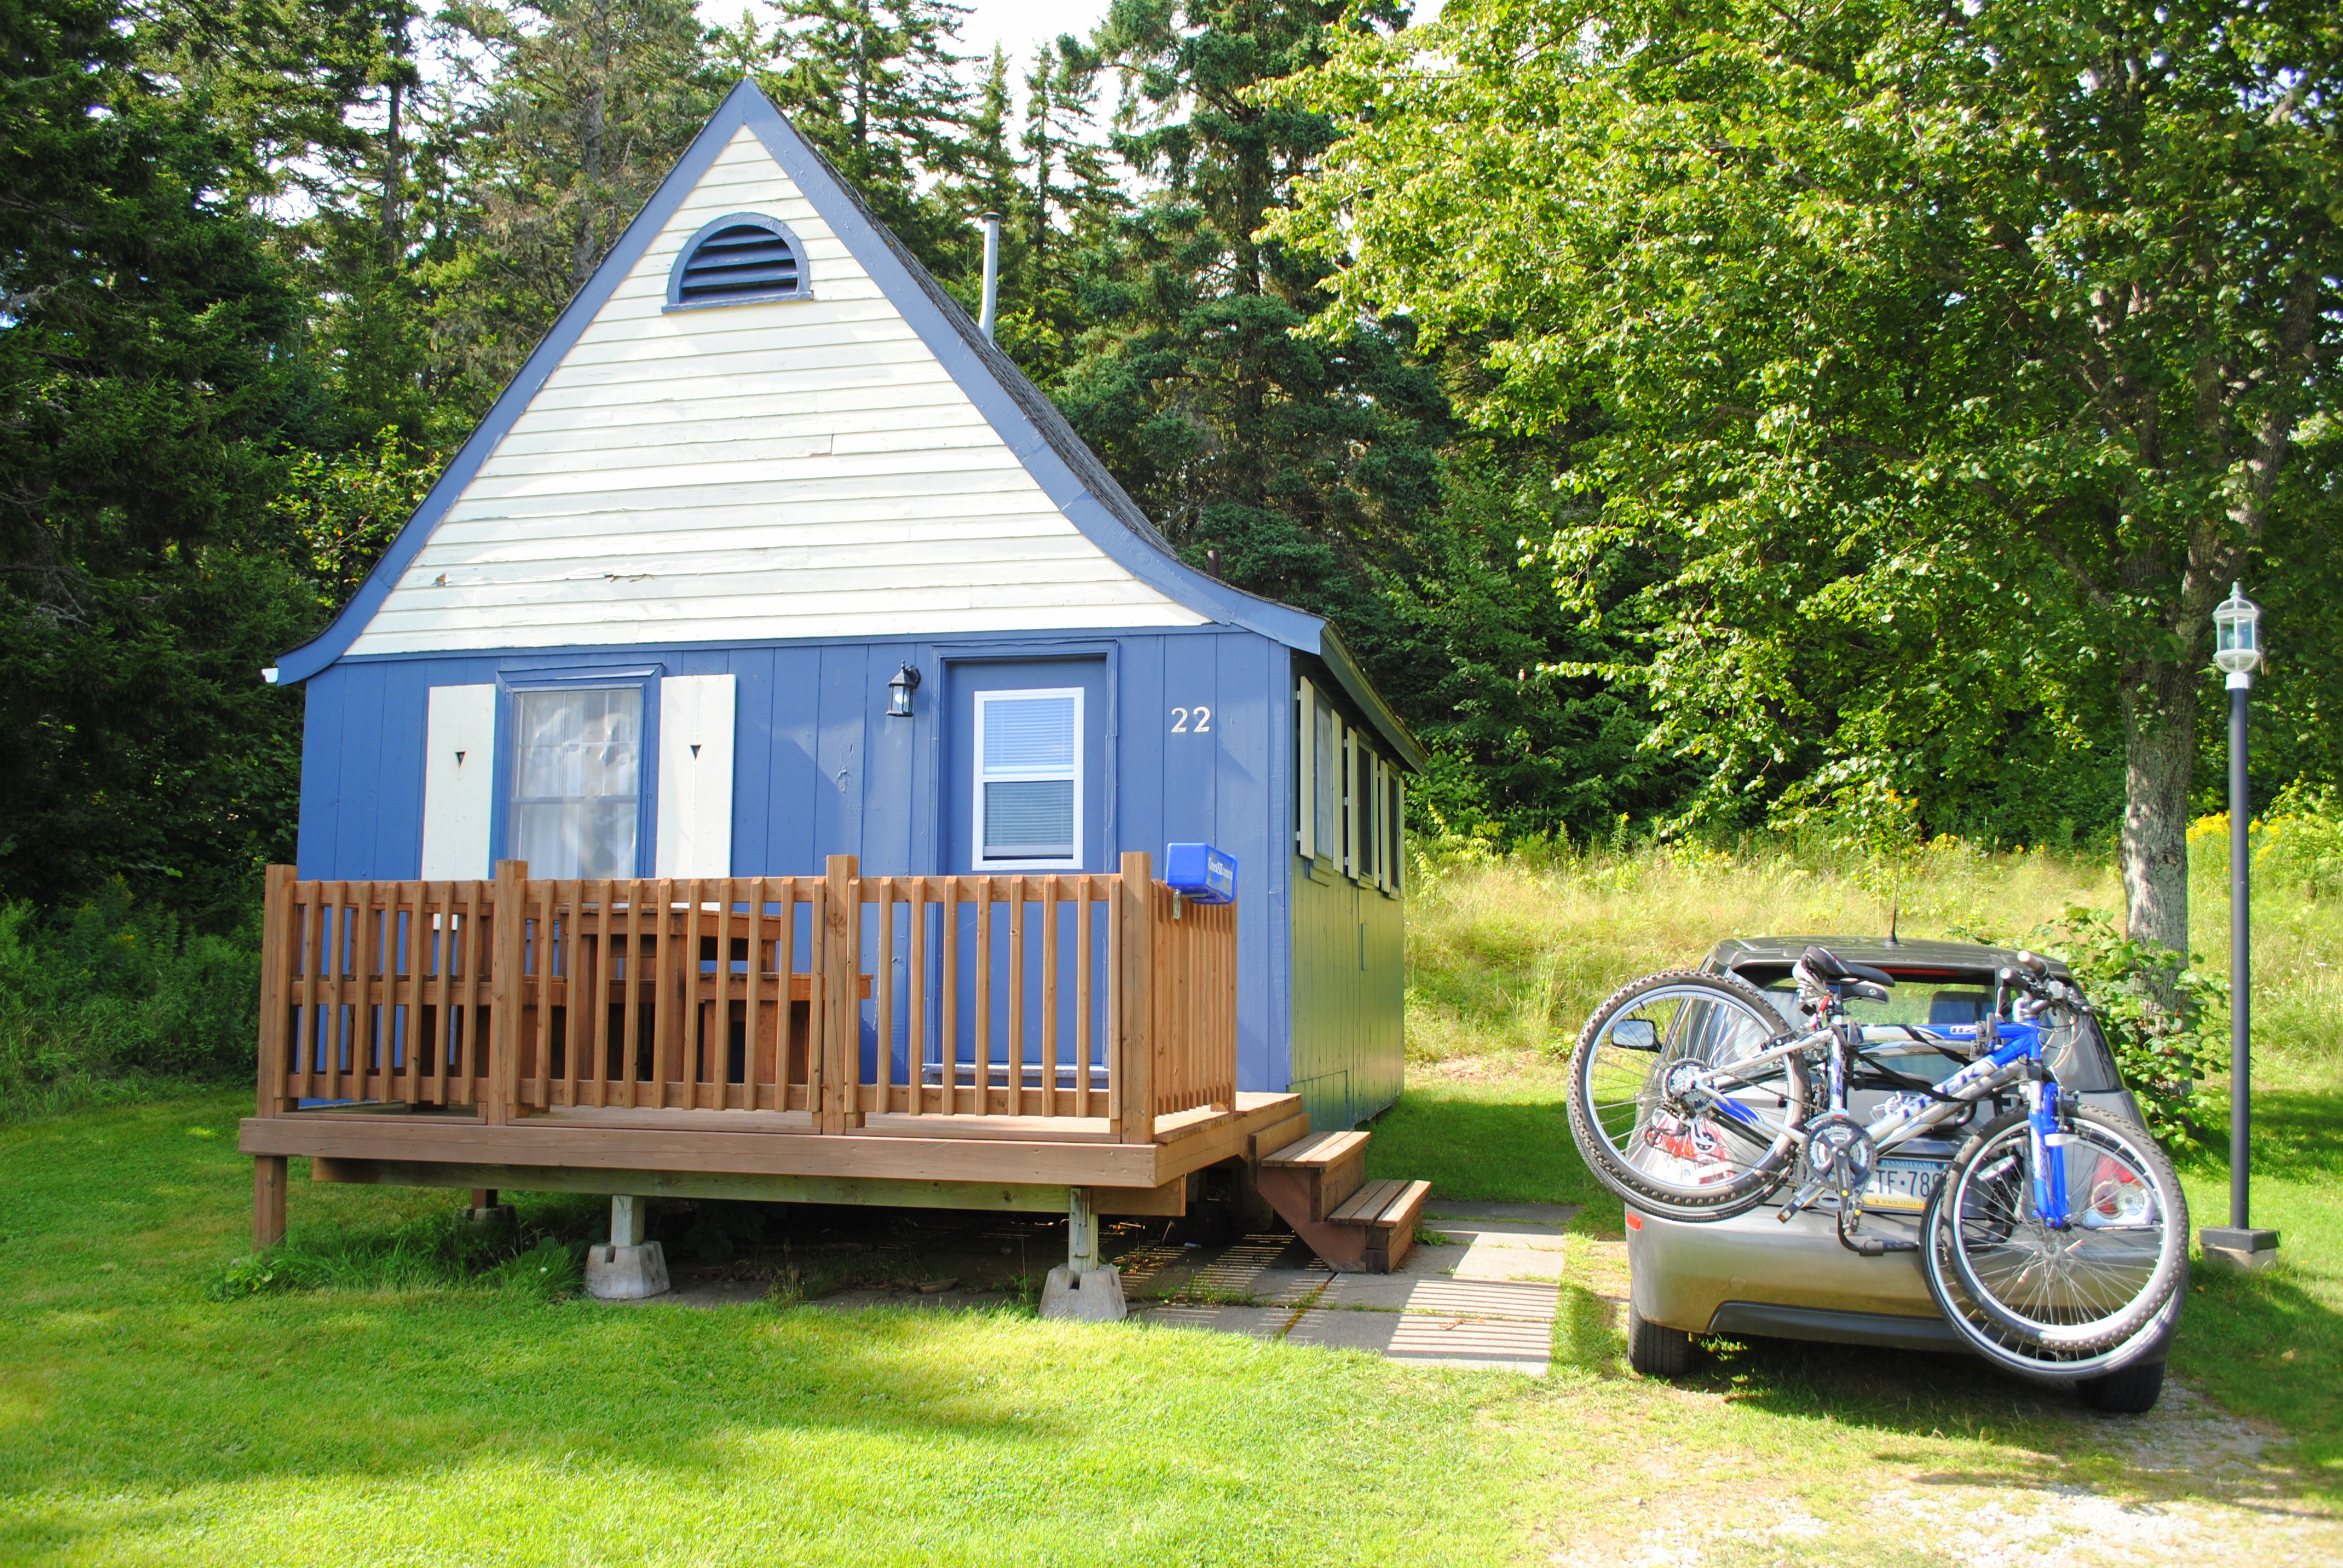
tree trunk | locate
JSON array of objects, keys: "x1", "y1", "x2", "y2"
[
  {"x1": 572, "y1": 0, "x2": 612, "y2": 289},
  {"x1": 2118, "y1": 653, "x2": 2197, "y2": 955}
]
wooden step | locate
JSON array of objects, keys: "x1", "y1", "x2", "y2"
[
  {"x1": 1250, "y1": 1128, "x2": 1430, "y2": 1274},
  {"x1": 1258, "y1": 1129, "x2": 1369, "y2": 1221},
  {"x1": 1331, "y1": 1178, "x2": 1432, "y2": 1273}
]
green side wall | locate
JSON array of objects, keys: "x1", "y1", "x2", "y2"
[{"x1": 1287, "y1": 858, "x2": 1406, "y2": 1129}]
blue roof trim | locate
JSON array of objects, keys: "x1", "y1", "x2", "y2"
[
  {"x1": 274, "y1": 84, "x2": 770, "y2": 684},
  {"x1": 276, "y1": 80, "x2": 1421, "y2": 769},
  {"x1": 1316, "y1": 626, "x2": 1429, "y2": 771},
  {"x1": 664, "y1": 210, "x2": 811, "y2": 310}
]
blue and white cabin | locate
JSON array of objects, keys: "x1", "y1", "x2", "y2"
[{"x1": 273, "y1": 81, "x2": 1421, "y2": 1131}]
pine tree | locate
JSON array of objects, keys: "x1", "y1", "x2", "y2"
[
  {"x1": 425, "y1": 0, "x2": 719, "y2": 416},
  {"x1": 746, "y1": 0, "x2": 971, "y2": 267},
  {"x1": 1057, "y1": 0, "x2": 1447, "y2": 638},
  {"x1": 0, "y1": 0, "x2": 328, "y2": 916}
]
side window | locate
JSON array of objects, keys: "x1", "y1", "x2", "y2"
[
  {"x1": 974, "y1": 688, "x2": 1082, "y2": 867},
  {"x1": 509, "y1": 687, "x2": 643, "y2": 877}
]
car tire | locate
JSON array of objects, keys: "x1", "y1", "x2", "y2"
[
  {"x1": 1627, "y1": 1304, "x2": 1693, "y2": 1377},
  {"x1": 2075, "y1": 1359, "x2": 2165, "y2": 1415}
]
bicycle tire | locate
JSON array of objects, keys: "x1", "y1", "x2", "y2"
[
  {"x1": 1922, "y1": 1105, "x2": 2189, "y2": 1359},
  {"x1": 1566, "y1": 969, "x2": 1808, "y2": 1222}
]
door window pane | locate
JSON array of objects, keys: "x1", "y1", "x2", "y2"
[
  {"x1": 977, "y1": 690, "x2": 1080, "y2": 865},
  {"x1": 510, "y1": 686, "x2": 641, "y2": 878}
]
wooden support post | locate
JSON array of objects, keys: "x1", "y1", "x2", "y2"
[
  {"x1": 254, "y1": 1155, "x2": 287, "y2": 1250},
  {"x1": 610, "y1": 1194, "x2": 648, "y2": 1249},
  {"x1": 1116, "y1": 851, "x2": 1153, "y2": 1145},
  {"x1": 487, "y1": 860, "x2": 528, "y2": 1125},
  {"x1": 822, "y1": 854, "x2": 859, "y2": 1134},
  {"x1": 470, "y1": 1187, "x2": 497, "y2": 1211},
  {"x1": 257, "y1": 864, "x2": 297, "y2": 1117},
  {"x1": 1067, "y1": 1186, "x2": 1099, "y2": 1281}
]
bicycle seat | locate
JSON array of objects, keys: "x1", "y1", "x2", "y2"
[{"x1": 1801, "y1": 946, "x2": 1897, "y2": 989}]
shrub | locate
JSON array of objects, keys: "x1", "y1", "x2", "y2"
[
  {"x1": 2014, "y1": 906, "x2": 2228, "y2": 1146},
  {"x1": 0, "y1": 882, "x2": 260, "y2": 1119}
]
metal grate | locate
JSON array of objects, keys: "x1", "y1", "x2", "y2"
[{"x1": 677, "y1": 222, "x2": 799, "y2": 303}]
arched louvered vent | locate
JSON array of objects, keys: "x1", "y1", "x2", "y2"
[{"x1": 675, "y1": 220, "x2": 801, "y2": 304}]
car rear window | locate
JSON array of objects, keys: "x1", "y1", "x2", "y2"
[{"x1": 1729, "y1": 962, "x2": 2120, "y2": 1093}]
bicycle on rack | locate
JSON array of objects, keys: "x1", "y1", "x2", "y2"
[{"x1": 1566, "y1": 947, "x2": 2189, "y2": 1379}]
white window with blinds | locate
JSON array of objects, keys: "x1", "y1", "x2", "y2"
[
  {"x1": 974, "y1": 688, "x2": 1083, "y2": 868},
  {"x1": 509, "y1": 686, "x2": 643, "y2": 878}
]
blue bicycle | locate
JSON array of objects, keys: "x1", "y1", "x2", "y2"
[{"x1": 1566, "y1": 947, "x2": 2189, "y2": 1377}]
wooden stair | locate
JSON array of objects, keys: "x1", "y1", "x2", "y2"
[{"x1": 1255, "y1": 1129, "x2": 1432, "y2": 1274}]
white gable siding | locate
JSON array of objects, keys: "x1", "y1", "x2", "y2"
[{"x1": 347, "y1": 129, "x2": 1204, "y2": 657}]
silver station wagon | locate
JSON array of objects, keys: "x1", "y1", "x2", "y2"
[{"x1": 1624, "y1": 936, "x2": 2177, "y2": 1414}]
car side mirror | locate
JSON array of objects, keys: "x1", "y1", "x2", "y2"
[{"x1": 1610, "y1": 1019, "x2": 1660, "y2": 1050}]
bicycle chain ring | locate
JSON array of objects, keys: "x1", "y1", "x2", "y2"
[{"x1": 1802, "y1": 1111, "x2": 1876, "y2": 1186}]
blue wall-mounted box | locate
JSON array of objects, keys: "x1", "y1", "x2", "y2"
[{"x1": 1164, "y1": 842, "x2": 1237, "y2": 904}]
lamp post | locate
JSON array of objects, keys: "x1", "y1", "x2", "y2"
[{"x1": 2201, "y1": 584, "x2": 2279, "y2": 1272}]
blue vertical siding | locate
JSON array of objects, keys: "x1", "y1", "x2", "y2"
[{"x1": 290, "y1": 624, "x2": 1355, "y2": 1099}]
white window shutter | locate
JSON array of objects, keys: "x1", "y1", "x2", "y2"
[
  {"x1": 656, "y1": 674, "x2": 736, "y2": 877},
  {"x1": 1296, "y1": 677, "x2": 1317, "y2": 860},
  {"x1": 421, "y1": 685, "x2": 497, "y2": 879}
]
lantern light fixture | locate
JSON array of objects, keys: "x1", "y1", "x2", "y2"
[
  {"x1": 2212, "y1": 583, "x2": 2263, "y2": 682},
  {"x1": 886, "y1": 662, "x2": 922, "y2": 718}
]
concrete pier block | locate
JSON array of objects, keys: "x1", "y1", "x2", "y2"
[
  {"x1": 585, "y1": 1240, "x2": 671, "y2": 1301},
  {"x1": 1040, "y1": 1264, "x2": 1127, "y2": 1322}
]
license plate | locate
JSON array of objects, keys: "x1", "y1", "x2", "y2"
[{"x1": 1864, "y1": 1157, "x2": 1945, "y2": 1212}]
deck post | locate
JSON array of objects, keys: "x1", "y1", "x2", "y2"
[
  {"x1": 1039, "y1": 1184, "x2": 1125, "y2": 1321},
  {"x1": 257, "y1": 864, "x2": 297, "y2": 1117},
  {"x1": 609, "y1": 1194, "x2": 647, "y2": 1249},
  {"x1": 1068, "y1": 1185, "x2": 1098, "y2": 1276},
  {"x1": 1115, "y1": 852, "x2": 1153, "y2": 1144},
  {"x1": 822, "y1": 854, "x2": 859, "y2": 1134},
  {"x1": 487, "y1": 859, "x2": 528, "y2": 1125},
  {"x1": 254, "y1": 1155, "x2": 287, "y2": 1250}
]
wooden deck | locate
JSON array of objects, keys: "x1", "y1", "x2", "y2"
[{"x1": 240, "y1": 852, "x2": 1298, "y2": 1244}]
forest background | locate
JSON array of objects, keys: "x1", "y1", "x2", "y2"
[{"x1": 2, "y1": 0, "x2": 2339, "y2": 1080}]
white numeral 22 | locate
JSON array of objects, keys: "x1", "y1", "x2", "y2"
[{"x1": 1170, "y1": 706, "x2": 1212, "y2": 733}]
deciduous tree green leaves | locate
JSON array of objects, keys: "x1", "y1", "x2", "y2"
[{"x1": 1279, "y1": 0, "x2": 2343, "y2": 936}]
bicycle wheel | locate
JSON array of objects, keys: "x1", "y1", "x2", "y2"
[
  {"x1": 1566, "y1": 969, "x2": 1808, "y2": 1221},
  {"x1": 1922, "y1": 1105, "x2": 2189, "y2": 1363}
]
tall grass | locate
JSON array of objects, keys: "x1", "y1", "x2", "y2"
[
  {"x1": 0, "y1": 881, "x2": 261, "y2": 1122},
  {"x1": 1403, "y1": 828, "x2": 2343, "y2": 1093}
]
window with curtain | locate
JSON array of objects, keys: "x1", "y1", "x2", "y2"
[
  {"x1": 975, "y1": 689, "x2": 1081, "y2": 865},
  {"x1": 510, "y1": 687, "x2": 643, "y2": 878}
]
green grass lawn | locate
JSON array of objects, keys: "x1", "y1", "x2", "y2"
[
  {"x1": 8, "y1": 840, "x2": 2342, "y2": 1562},
  {"x1": 7, "y1": 1088, "x2": 2339, "y2": 1565}
]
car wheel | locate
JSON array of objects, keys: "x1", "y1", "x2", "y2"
[
  {"x1": 1627, "y1": 1304, "x2": 1693, "y2": 1377},
  {"x1": 2076, "y1": 1359, "x2": 2165, "y2": 1415}
]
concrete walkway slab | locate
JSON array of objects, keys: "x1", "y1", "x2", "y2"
[{"x1": 1316, "y1": 1273, "x2": 1558, "y2": 1322}]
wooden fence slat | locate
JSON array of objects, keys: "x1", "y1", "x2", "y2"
[{"x1": 940, "y1": 879, "x2": 959, "y2": 1112}]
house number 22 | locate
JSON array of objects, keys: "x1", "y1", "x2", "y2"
[{"x1": 1170, "y1": 706, "x2": 1212, "y2": 733}]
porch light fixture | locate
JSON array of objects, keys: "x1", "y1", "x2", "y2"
[
  {"x1": 2203, "y1": 582, "x2": 2278, "y2": 1273},
  {"x1": 887, "y1": 662, "x2": 922, "y2": 719}
]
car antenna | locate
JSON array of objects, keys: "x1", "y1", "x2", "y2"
[{"x1": 1886, "y1": 898, "x2": 1901, "y2": 947}]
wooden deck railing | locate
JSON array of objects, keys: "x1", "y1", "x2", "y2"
[{"x1": 254, "y1": 852, "x2": 1234, "y2": 1143}]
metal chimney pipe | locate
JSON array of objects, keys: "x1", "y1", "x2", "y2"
[{"x1": 978, "y1": 211, "x2": 1002, "y2": 340}]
